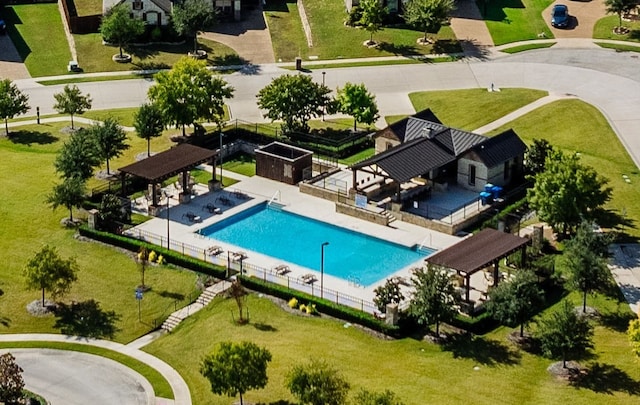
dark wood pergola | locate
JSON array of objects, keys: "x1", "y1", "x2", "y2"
[
  {"x1": 425, "y1": 228, "x2": 530, "y2": 303},
  {"x1": 118, "y1": 144, "x2": 217, "y2": 207}
]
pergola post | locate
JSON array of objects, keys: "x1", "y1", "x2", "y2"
[
  {"x1": 465, "y1": 275, "x2": 470, "y2": 302},
  {"x1": 493, "y1": 260, "x2": 500, "y2": 287},
  {"x1": 520, "y1": 245, "x2": 526, "y2": 268},
  {"x1": 120, "y1": 173, "x2": 127, "y2": 197},
  {"x1": 351, "y1": 169, "x2": 357, "y2": 192}
]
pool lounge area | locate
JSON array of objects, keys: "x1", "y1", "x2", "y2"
[{"x1": 126, "y1": 175, "x2": 462, "y2": 311}]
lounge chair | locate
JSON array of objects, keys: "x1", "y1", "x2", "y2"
[
  {"x1": 301, "y1": 273, "x2": 317, "y2": 284},
  {"x1": 232, "y1": 251, "x2": 247, "y2": 261},
  {"x1": 274, "y1": 264, "x2": 291, "y2": 276},
  {"x1": 183, "y1": 212, "x2": 201, "y2": 222},
  {"x1": 206, "y1": 246, "x2": 223, "y2": 256},
  {"x1": 203, "y1": 203, "x2": 221, "y2": 214}
]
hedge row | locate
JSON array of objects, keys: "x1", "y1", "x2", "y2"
[
  {"x1": 78, "y1": 226, "x2": 227, "y2": 279},
  {"x1": 238, "y1": 276, "x2": 400, "y2": 337}
]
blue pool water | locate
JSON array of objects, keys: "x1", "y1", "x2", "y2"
[{"x1": 199, "y1": 203, "x2": 433, "y2": 286}]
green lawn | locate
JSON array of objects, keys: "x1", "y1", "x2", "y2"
[
  {"x1": 265, "y1": 0, "x2": 459, "y2": 62},
  {"x1": 0, "y1": 122, "x2": 199, "y2": 343},
  {"x1": 4, "y1": 4, "x2": 72, "y2": 77},
  {"x1": 73, "y1": 0, "x2": 102, "y2": 16},
  {"x1": 595, "y1": 42, "x2": 640, "y2": 52},
  {"x1": 73, "y1": 35, "x2": 241, "y2": 73},
  {"x1": 593, "y1": 16, "x2": 640, "y2": 42},
  {"x1": 500, "y1": 42, "x2": 556, "y2": 53},
  {"x1": 409, "y1": 88, "x2": 548, "y2": 130},
  {"x1": 488, "y1": 99, "x2": 640, "y2": 237},
  {"x1": 0, "y1": 341, "x2": 174, "y2": 399},
  {"x1": 144, "y1": 292, "x2": 639, "y2": 405},
  {"x1": 482, "y1": 0, "x2": 554, "y2": 45},
  {"x1": 37, "y1": 73, "x2": 155, "y2": 86}
]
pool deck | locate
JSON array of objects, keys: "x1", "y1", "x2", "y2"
[{"x1": 127, "y1": 173, "x2": 461, "y2": 309}]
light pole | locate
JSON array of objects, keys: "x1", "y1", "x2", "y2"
[
  {"x1": 320, "y1": 242, "x2": 329, "y2": 299},
  {"x1": 219, "y1": 132, "x2": 224, "y2": 186},
  {"x1": 322, "y1": 71, "x2": 326, "y2": 121},
  {"x1": 163, "y1": 191, "x2": 172, "y2": 249}
]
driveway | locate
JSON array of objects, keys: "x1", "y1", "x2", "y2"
[
  {"x1": 544, "y1": 0, "x2": 607, "y2": 38},
  {"x1": 0, "y1": 33, "x2": 30, "y2": 79},
  {"x1": 200, "y1": 6, "x2": 275, "y2": 64},
  {"x1": 2, "y1": 349, "x2": 153, "y2": 405}
]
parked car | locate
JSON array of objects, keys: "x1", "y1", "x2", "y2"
[{"x1": 551, "y1": 4, "x2": 569, "y2": 28}]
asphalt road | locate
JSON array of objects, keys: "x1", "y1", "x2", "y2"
[
  {"x1": 3, "y1": 349, "x2": 154, "y2": 405},
  {"x1": 13, "y1": 48, "x2": 640, "y2": 168}
]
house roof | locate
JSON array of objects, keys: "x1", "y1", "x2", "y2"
[
  {"x1": 374, "y1": 109, "x2": 441, "y2": 142},
  {"x1": 462, "y1": 129, "x2": 527, "y2": 167},
  {"x1": 119, "y1": 144, "x2": 216, "y2": 182},
  {"x1": 425, "y1": 228, "x2": 530, "y2": 275}
]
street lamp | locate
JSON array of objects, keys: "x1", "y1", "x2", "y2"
[
  {"x1": 163, "y1": 190, "x2": 172, "y2": 249},
  {"x1": 321, "y1": 71, "x2": 326, "y2": 121},
  {"x1": 219, "y1": 132, "x2": 224, "y2": 186},
  {"x1": 320, "y1": 242, "x2": 329, "y2": 299}
]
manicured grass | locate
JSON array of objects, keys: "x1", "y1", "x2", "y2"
[
  {"x1": 409, "y1": 88, "x2": 549, "y2": 130},
  {"x1": 0, "y1": 121, "x2": 199, "y2": 343},
  {"x1": 4, "y1": 4, "x2": 72, "y2": 76},
  {"x1": 339, "y1": 147, "x2": 375, "y2": 165},
  {"x1": 500, "y1": 42, "x2": 556, "y2": 53},
  {"x1": 83, "y1": 107, "x2": 142, "y2": 128},
  {"x1": 37, "y1": 73, "x2": 155, "y2": 86},
  {"x1": 144, "y1": 293, "x2": 640, "y2": 405},
  {"x1": 595, "y1": 42, "x2": 640, "y2": 52},
  {"x1": 73, "y1": 0, "x2": 102, "y2": 16},
  {"x1": 222, "y1": 154, "x2": 256, "y2": 177},
  {"x1": 281, "y1": 55, "x2": 461, "y2": 70},
  {"x1": 74, "y1": 35, "x2": 241, "y2": 73},
  {"x1": 482, "y1": 0, "x2": 554, "y2": 45},
  {"x1": 593, "y1": 16, "x2": 640, "y2": 42},
  {"x1": 265, "y1": 0, "x2": 459, "y2": 62},
  {"x1": 0, "y1": 341, "x2": 174, "y2": 399},
  {"x1": 488, "y1": 99, "x2": 640, "y2": 237}
]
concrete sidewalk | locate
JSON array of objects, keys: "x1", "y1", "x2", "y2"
[
  {"x1": 609, "y1": 244, "x2": 640, "y2": 315},
  {"x1": 0, "y1": 334, "x2": 191, "y2": 405}
]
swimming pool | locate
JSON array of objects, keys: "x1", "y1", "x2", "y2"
[{"x1": 199, "y1": 203, "x2": 434, "y2": 286}]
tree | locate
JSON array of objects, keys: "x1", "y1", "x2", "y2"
[
  {"x1": 373, "y1": 278, "x2": 404, "y2": 313},
  {"x1": 0, "y1": 79, "x2": 29, "y2": 136},
  {"x1": 0, "y1": 353, "x2": 24, "y2": 405},
  {"x1": 257, "y1": 74, "x2": 332, "y2": 134},
  {"x1": 23, "y1": 245, "x2": 78, "y2": 307},
  {"x1": 408, "y1": 264, "x2": 459, "y2": 336},
  {"x1": 287, "y1": 359, "x2": 350, "y2": 405},
  {"x1": 335, "y1": 82, "x2": 379, "y2": 131},
  {"x1": 134, "y1": 103, "x2": 165, "y2": 157},
  {"x1": 172, "y1": 0, "x2": 216, "y2": 54},
  {"x1": 53, "y1": 85, "x2": 92, "y2": 130},
  {"x1": 563, "y1": 221, "x2": 612, "y2": 313},
  {"x1": 353, "y1": 388, "x2": 405, "y2": 405},
  {"x1": 403, "y1": 0, "x2": 455, "y2": 43},
  {"x1": 527, "y1": 151, "x2": 612, "y2": 236},
  {"x1": 359, "y1": 0, "x2": 387, "y2": 45},
  {"x1": 148, "y1": 57, "x2": 234, "y2": 136},
  {"x1": 98, "y1": 193, "x2": 125, "y2": 232},
  {"x1": 200, "y1": 341, "x2": 272, "y2": 405},
  {"x1": 100, "y1": 4, "x2": 145, "y2": 59},
  {"x1": 46, "y1": 176, "x2": 86, "y2": 222},
  {"x1": 628, "y1": 316, "x2": 640, "y2": 358},
  {"x1": 229, "y1": 278, "x2": 247, "y2": 323},
  {"x1": 605, "y1": 0, "x2": 636, "y2": 30},
  {"x1": 137, "y1": 246, "x2": 149, "y2": 290},
  {"x1": 524, "y1": 138, "x2": 553, "y2": 175},
  {"x1": 86, "y1": 117, "x2": 129, "y2": 174},
  {"x1": 54, "y1": 128, "x2": 101, "y2": 181},
  {"x1": 536, "y1": 300, "x2": 594, "y2": 368},
  {"x1": 486, "y1": 270, "x2": 545, "y2": 337}
]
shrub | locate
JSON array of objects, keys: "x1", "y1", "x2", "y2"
[
  {"x1": 299, "y1": 304, "x2": 307, "y2": 313},
  {"x1": 345, "y1": 6, "x2": 363, "y2": 26},
  {"x1": 305, "y1": 303, "x2": 317, "y2": 315},
  {"x1": 288, "y1": 297, "x2": 299, "y2": 309},
  {"x1": 148, "y1": 250, "x2": 157, "y2": 263},
  {"x1": 157, "y1": 254, "x2": 166, "y2": 265}
]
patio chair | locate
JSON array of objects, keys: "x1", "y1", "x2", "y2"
[
  {"x1": 300, "y1": 273, "x2": 317, "y2": 284},
  {"x1": 203, "y1": 203, "x2": 221, "y2": 214},
  {"x1": 274, "y1": 264, "x2": 291, "y2": 276},
  {"x1": 183, "y1": 212, "x2": 201, "y2": 222},
  {"x1": 206, "y1": 245, "x2": 223, "y2": 256}
]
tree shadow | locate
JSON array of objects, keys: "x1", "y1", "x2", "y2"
[
  {"x1": 264, "y1": 0, "x2": 294, "y2": 13},
  {"x1": 377, "y1": 42, "x2": 420, "y2": 56},
  {"x1": 8, "y1": 130, "x2": 58, "y2": 146},
  {"x1": 595, "y1": 209, "x2": 635, "y2": 234},
  {"x1": 238, "y1": 64, "x2": 263, "y2": 75},
  {"x1": 598, "y1": 308, "x2": 636, "y2": 332},
  {"x1": 156, "y1": 290, "x2": 185, "y2": 301},
  {"x1": 210, "y1": 54, "x2": 246, "y2": 67},
  {"x1": 53, "y1": 299, "x2": 121, "y2": 339},
  {"x1": 0, "y1": 316, "x2": 10, "y2": 328},
  {"x1": 252, "y1": 322, "x2": 278, "y2": 332},
  {"x1": 432, "y1": 39, "x2": 463, "y2": 55},
  {"x1": 257, "y1": 401, "x2": 296, "y2": 405},
  {"x1": 481, "y1": 0, "x2": 525, "y2": 22},
  {"x1": 629, "y1": 30, "x2": 640, "y2": 41},
  {"x1": 441, "y1": 333, "x2": 521, "y2": 365},
  {"x1": 569, "y1": 362, "x2": 640, "y2": 395}
]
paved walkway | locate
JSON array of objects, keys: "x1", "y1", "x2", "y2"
[
  {"x1": 0, "y1": 31, "x2": 30, "y2": 80},
  {"x1": 450, "y1": 0, "x2": 494, "y2": 58},
  {"x1": 609, "y1": 244, "x2": 640, "y2": 314},
  {"x1": 0, "y1": 334, "x2": 191, "y2": 405}
]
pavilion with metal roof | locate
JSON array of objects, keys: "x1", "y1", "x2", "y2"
[
  {"x1": 119, "y1": 144, "x2": 217, "y2": 207},
  {"x1": 425, "y1": 228, "x2": 530, "y2": 303}
]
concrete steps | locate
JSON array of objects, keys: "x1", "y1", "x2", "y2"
[
  {"x1": 382, "y1": 210, "x2": 397, "y2": 224},
  {"x1": 161, "y1": 280, "x2": 230, "y2": 332}
]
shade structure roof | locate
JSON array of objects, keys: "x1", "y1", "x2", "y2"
[
  {"x1": 119, "y1": 144, "x2": 216, "y2": 183},
  {"x1": 426, "y1": 228, "x2": 530, "y2": 275}
]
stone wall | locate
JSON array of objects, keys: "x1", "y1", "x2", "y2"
[{"x1": 336, "y1": 202, "x2": 389, "y2": 226}]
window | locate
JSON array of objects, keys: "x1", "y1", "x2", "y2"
[
  {"x1": 385, "y1": 142, "x2": 393, "y2": 150},
  {"x1": 468, "y1": 164, "x2": 476, "y2": 186},
  {"x1": 133, "y1": 1, "x2": 143, "y2": 10}
]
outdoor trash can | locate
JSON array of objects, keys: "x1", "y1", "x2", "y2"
[
  {"x1": 484, "y1": 183, "x2": 494, "y2": 193},
  {"x1": 491, "y1": 186, "x2": 503, "y2": 199},
  {"x1": 480, "y1": 191, "x2": 493, "y2": 205}
]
